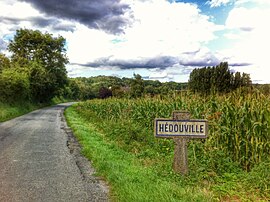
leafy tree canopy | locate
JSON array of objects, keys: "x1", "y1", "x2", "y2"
[
  {"x1": 130, "y1": 74, "x2": 145, "y2": 98},
  {"x1": 188, "y1": 62, "x2": 252, "y2": 94},
  {"x1": 0, "y1": 53, "x2": 10, "y2": 73},
  {"x1": 0, "y1": 67, "x2": 30, "y2": 102},
  {"x1": 8, "y1": 29, "x2": 69, "y2": 102}
]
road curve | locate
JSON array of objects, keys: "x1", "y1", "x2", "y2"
[{"x1": 0, "y1": 103, "x2": 108, "y2": 202}]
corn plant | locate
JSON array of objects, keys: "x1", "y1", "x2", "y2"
[{"x1": 76, "y1": 90, "x2": 270, "y2": 171}]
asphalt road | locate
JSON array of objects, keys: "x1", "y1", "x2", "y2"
[{"x1": 0, "y1": 103, "x2": 108, "y2": 202}]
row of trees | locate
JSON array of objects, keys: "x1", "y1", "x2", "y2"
[
  {"x1": 64, "y1": 74, "x2": 188, "y2": 100},
  {"x1": 0, "y1": 29, "x2": 68, "y2": 103},
  {"x1": 188, "y1": 62, "x2": 252, "y2": 94}
]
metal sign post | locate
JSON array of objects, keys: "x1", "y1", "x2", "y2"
[{"x1": 154, "y1": 111, "x2": 208, "y2": 175}]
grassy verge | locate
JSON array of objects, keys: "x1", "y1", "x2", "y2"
[
  {"x1": 0, "y1": 97, "x2": 70, "y2": 122},
  {"x1": 65, "y1": 99, "x2": 269, "y2": 202},
  {"x1": 65, "y1": 105, "x2": 214, "y2": 201},
  {"x1": 0, "y1": 101, "x2": 44, "y2": 122}
]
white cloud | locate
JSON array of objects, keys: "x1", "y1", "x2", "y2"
[
  {"x1": 207, "y1": 0, "x2": 232, "y2": 8},
  {"x1": 179, "y1": 47, "x2": 220, "y2": 66},
  {"x1": 122, "y1": 0, "x2": 218, "y2": 57},
  {"x1": 220, "y1": 2, "x2": 270, "y2": 83},
  {"x1": 0, "y1": 1, "x2": 41, "y2": 19},
  {"x1": 235, "y1": 0, "x2": 270, "y2": 6},
  {"x1": 0, "y1": 1, "x2": 43, "y2": 40},
  {"x1": 0, "y1": 0, "x2": 220, "y2": 81},
  {"x1": 226, "y1": 7, "x2": 266, "y2": 31},
  {"x1": 64, "y1": 24, "x2": 114, "y2": 64},
  {"x1": 66, "y1": 0, "x2": 219, "y2": 66},
  {"x1": 209, "y1": 0, "x2": 270, "y2": 8},
  {"x1": 5, "y1": 0, "x2": 270, "y2": 83}
]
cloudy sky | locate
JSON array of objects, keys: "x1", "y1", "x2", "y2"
[{"x1": 0, "y1": 0, "x2": 269, "y2": 83}]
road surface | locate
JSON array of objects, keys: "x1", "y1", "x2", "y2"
[{"x1": 0, "y1": 103, "x2": 108, "y2": 202}]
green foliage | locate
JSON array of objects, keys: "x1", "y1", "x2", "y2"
[
  {"x1": 253, "y1": 84, "x2": 270, "y2": 94},
  {"x1": 8, "y1": 29, "x2": 68, "y2": 69},
  {"x1": 210, "y1": 92, "x2": 270, "y2": 171},
  {"x1": 27, "y1": 61, "x2": 52, "y2": 102},
  {"x1": 68, "y1": 78, "x2": 96, "y2": 100},
  {"x1": 130, "y1": 74, "x2": 144, "y2": 98},
  {"x1": 0, "y1": 66, "x2": 30, "y2": 102},
  {"x1": 69, "y1": 90, "x2": 270, "y2": 200},
  {"x1": 66, "y1": 75, "x2": 188, "y2": 100},
  {"x1": 99, "y1": 86, "x2": 112, "y2": 99},
  {"x1": 65, "y1": 76, "x2": 125, "y2": 100},
  {"x1": 0, "y1": 28, "x2": 72, "y2": 109},
  {"x1": 0, "y1": 96, "x2": 66, "y2": 122},
  {"x1": 7, "y1": 28, "x2": 68, "y2": 102},
  {"x1": 244, "y1": 160, "x2": 270, "y2": 194},
  {"x1": 76, "y1": 90, "x2": 270, "y2": 170},
  {"x1": 189, "y1": 62, "x2": 252, "y2": 94},
  {"x1": 65, "y1": 107, "x2": 214, "y2": 202},
  {"x1": 0, "y1": 101, "x2": 46, "y2": 122},
  {"x1": 111, "y1": 85, "x2": 128, "y2": 98},
  {"x1": 0, "y1": 53, "x2": 10, "y2": 73}
]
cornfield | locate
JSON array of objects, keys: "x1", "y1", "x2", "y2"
[{"x1": 76, "y1": 90, "x2": 270, "y2": 171}]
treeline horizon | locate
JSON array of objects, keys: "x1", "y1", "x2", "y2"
[{"x1": 65, "y1": 74, "x2": 188, "y2": 100}]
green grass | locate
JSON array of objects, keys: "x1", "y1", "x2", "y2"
[
  {"x1": 65, "y1": 92, "x2": 270, "y2": 201},
  {"x1": 0, "y1": 96, "x2": 70, "y2": 122},
  {"x1": 65, "y1": 106, "x2": 215, "y2": 202},
  {"x1": 0, "y1": 101, "x2": 43, "y2": 122}
]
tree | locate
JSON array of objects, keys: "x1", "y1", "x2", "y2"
[
  {"x1": 68, "y1": 79, "x2": 81, "y2": 100},
  {"x1": 0, "y1": 67, "x2": 30, "y2": 102},
  {"x1": 99, "y1": 87, "x2": 112, "y2": 99},
  {"x1": 8, "y1": 29, "x2": 68, "y2": 102},
  {"x1": 233, "y1": 72, "x2": 242, "y2": 90},
  {"x1": 0, "y1": 53, "x2": 10, "y2": 73},
  {"x1": 241, "y1": 73, "x2": 252, "y2": 87},
  {"x1": 27, "y1": 61, "x2": 53, "y2": 102},
  {"x1": 130, "y1": 74, "x2": 144, "y2": 98},
  {"x1": 188, "y1": 62, "x2": 252, "y2": 94},
  {"x1": 214, "y1": 62, "x2": 231, "y2": 93}
]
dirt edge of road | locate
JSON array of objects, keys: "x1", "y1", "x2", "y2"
[{"x1": 60, "y1": 107, "x2": 110, "y2": 201}]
